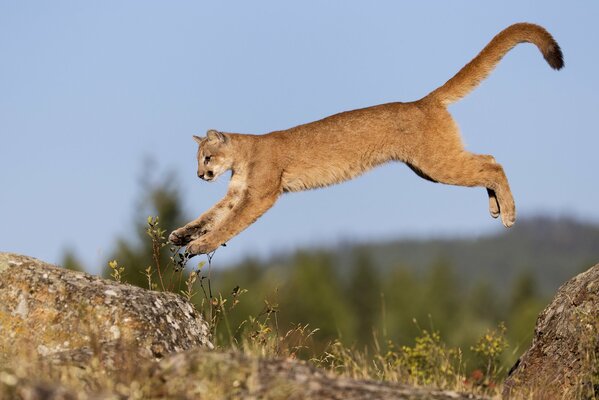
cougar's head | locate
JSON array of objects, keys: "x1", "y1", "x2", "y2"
[{"x1": 193, "y1": 129, "x2": 232, "y2": 182}]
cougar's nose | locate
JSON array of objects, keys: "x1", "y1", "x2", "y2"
[{"x1": 198, "y1": 172, "x2": 204, "y2": 179}]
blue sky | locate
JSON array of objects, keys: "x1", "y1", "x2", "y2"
[{"x1": 1, "y1": 1, "x2": 598, "y2": 273}]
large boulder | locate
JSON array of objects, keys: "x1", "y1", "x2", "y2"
[
  {"x1": 0, "y1": 252, "x2": 212, "y2": 364},
  {"x1": 503, "y1": 263, "x2": 599, "y2": 398}
]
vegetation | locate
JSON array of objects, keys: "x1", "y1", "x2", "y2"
[{"x1": 53, "y1": 171, "x2": 599, "y2": 397}]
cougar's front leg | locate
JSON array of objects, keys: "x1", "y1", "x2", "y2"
[
  {"x1": 187, "y1": 183, "x2": 281, "y2": 255},
  {"x1": 169, "y1": 184, "x2": 244, "y2": 246}
]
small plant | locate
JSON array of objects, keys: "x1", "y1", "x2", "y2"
[
  {"x1": 241, "y1": 306, "x2": 318, "y2": 359},
  {"x1": 146, "y1": 216, "x2": 167, "y2": 290},
  {"x1": 143, "y1": 266, "x2": 158, "y2": 290},
  {"x1": 181, "y1": 261, "x2": 205, "y2": 301},
  {"x1": 244, "y1": 300, "x2": 279, "y2": 351},
  {"x1": 314, "y1": 340, "x2": 368, "y2": 379},
  {"x1": 230, "y1": 285, "x2": 246, "y2": 309},
  {"x1": 396, "y1": 329, "x2": 461, "y2": 387},
  {"x1": 146, "y1": 216, "x2": 198, "y2": 293},
  {"x1": 468, "y1": 322, "x2": 508, "y2": 393},
  {"x1": 108, "y1": 260, "x2": 125, "y2": 282}
]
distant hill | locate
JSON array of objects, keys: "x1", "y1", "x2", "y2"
[{"x1": 228, "y1": 216, "x2": 599, "y2": 296}]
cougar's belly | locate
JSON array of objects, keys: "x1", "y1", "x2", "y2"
[{"x1": 281, "y1": 155, "x2": 385, "y2": 192}]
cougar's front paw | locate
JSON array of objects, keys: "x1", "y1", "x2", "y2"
[
  {"x1": 186, "y1": 238, "x2": 219, "y2": 255},
  {"x1": 169, "y1": 227, "x2": 193, "y2": 246}
]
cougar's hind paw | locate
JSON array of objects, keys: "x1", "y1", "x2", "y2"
[
  {"x1": 501, "y1": 211, "x2": 516, "y2": 228},
  {"x1": 489, "y1": 205, "x2": 500, "y2": 219},
  {"x1": 486, "y1": 188, "x2": 500, "y2": 219}
]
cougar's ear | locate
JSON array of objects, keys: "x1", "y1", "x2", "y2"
[
  {"x1": 192, "y1": 135, "x2": 204, "y2": 145},
  {"x1": 207, "y1": 129, "x2": 228, "y2": 144}
]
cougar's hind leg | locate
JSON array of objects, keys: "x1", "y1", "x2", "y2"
[
  {"x1": 479, "y1": 155, "x2": 501, "y2": 218},
  {"x1": 486, "y1": 188, "x2": 500, "y2": 218},
  {"x1": 415, "y1": 151, "x2": 515, "y2": 227},
  {"x1": 408, "y1": 154, "x2": 501, "y2": 219}
]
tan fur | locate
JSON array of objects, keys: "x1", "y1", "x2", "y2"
[{"x1": 169, "y1": 23, "x2": 563, "y2": 255}]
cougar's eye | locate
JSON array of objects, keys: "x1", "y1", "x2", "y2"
[{"x1": 204, "y1": 156, "x2": 211, "y2": 165}]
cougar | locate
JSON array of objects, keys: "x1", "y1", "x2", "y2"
[{"x1": 170, "y1": 23, "x2": 563, "y2": 255}]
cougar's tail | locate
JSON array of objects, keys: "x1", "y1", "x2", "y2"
[{"x1": 426, "y1": 23, "x2": 563, "y2": 105}]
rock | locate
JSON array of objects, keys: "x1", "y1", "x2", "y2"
[
  {"x1": 148, "y1": 350, "x2": 486, "y2": 400},
  {"x1": 503, "y1": 263, "x2": 599, "y2": 398},
  {"x1": 0, "y1": 252, "x2": 212, "y2": 365}
]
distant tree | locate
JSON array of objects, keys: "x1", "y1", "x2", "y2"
[
  {"x1": 60, "y1": 247, "x2": 84, "y2": 272},
  {"x1": 382, "y1": 266, "x2": 421, "y2": 343},
  {"x1": 102, "y1": 166, "x2": 188, "y2": 289},
  {"x1": 507, "y1": 270, "x2": 545, "y2": 352},
  {"x1": 345, "y1": 250, "x2": 381, "y2": 345},
  {"x1": 422, "y1": 259, "x2": 461, "y2": 331},
  {"x1": 279, "y1": 252, "x2": 355, "y2": 346},
  {"x1": 468, "y1": 280, "x2": 501, "y2": 321},
  {"x1": 508, "y1": 270, "x2": 538, "y2": 313}
]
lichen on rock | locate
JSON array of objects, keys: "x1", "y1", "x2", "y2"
[
  {"x1": 0, "y1": 252, "x2": 212, "y2": 364},
  {"x1": 504, "y1": 263, "x2": 599, "y2": 398}
]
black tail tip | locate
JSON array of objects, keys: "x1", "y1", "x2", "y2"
[{"x1": 545, "y1": 43, "x2": 564, "y2": 70}]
